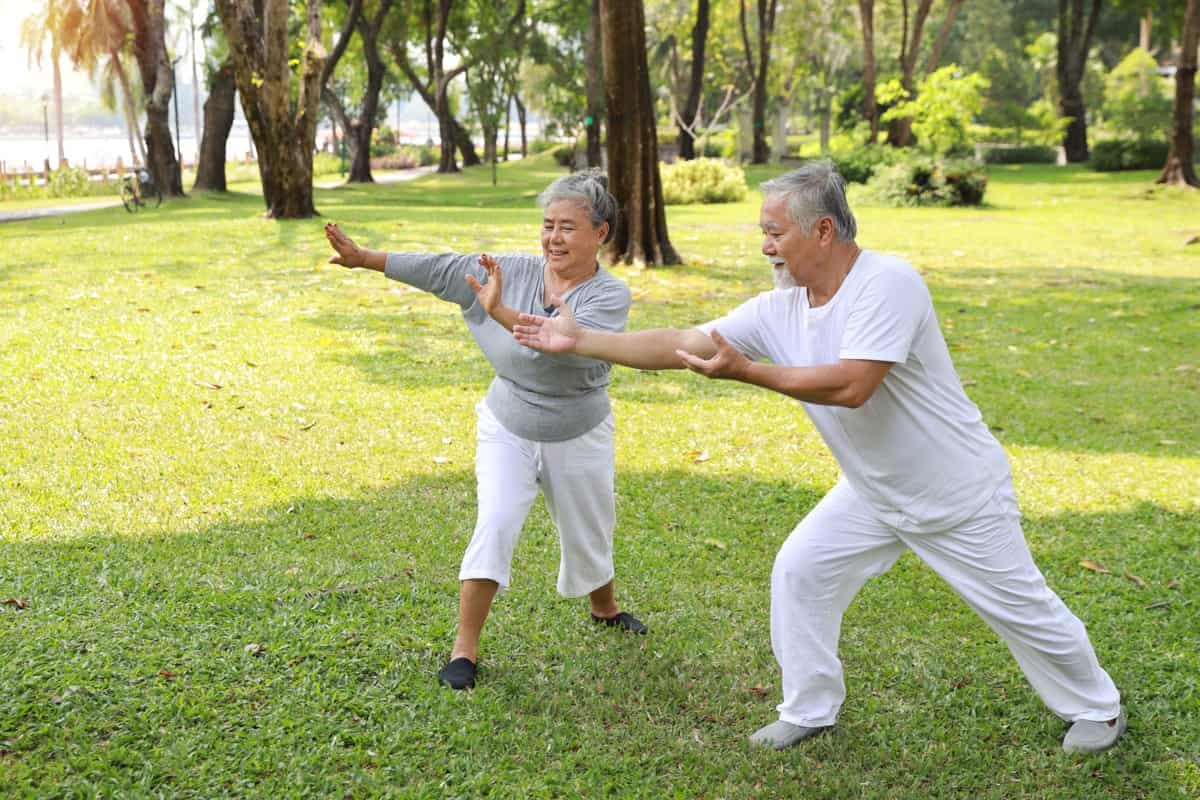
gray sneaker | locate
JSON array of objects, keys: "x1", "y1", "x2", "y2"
[
  {"x1": 749, "y1": 720, "x2": 831, "y2": 750},
  {"x1": 1062, "y1": 707, "x2": 1127, "y2": 753}
]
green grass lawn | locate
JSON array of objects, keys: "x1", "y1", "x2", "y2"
[{"x1": 1, "y1": 156, "x2": 1197, "y2": 798}]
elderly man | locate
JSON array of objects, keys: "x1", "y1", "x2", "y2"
[{"x1": 511, "y1": 160, "x2": 1125, "y2": 753}]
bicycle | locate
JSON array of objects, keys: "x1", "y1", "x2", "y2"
[{"x1": 120, "y1": 168, "x2": 163, "y2": 212}]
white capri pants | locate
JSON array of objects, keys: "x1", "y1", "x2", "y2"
[
  {"x1": 772, "y1": 478, "x2": 1121, "y2": 727},
  {"x1": 459, "y1": 401, "x2": 617, "y2": 598}
]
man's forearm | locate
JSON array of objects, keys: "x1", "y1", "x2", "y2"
[
  {"x1": 738, "y1": 360, "x2": 887, "y2": 408},
  {"x1": 575, "y1": 327, "x2": 709, "y2": 370}
]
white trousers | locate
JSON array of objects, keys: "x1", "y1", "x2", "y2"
[
  {"x1": 772, "y1": 479, "x2": 1121, "y2": 726},
  {"x1": 459, "y1": 402, "x2": 617, "y2": 598}
]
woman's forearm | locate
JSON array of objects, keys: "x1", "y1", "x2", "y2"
[{"x1": 352, "y1": 249, "x2": 387, "y2": 272}]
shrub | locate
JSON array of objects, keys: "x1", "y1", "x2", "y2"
[
  {"x1": 312, "y1": 152, "x2": 342, "y2": 177},
  {"x1": 867, "y1": 156, "x2": 987, "y2": 207},
  {"x1": 370, "y1": 152, "x2": 419, "y2": 170},
  {"x1": 47, "y1": 165, "x2": 90, "y2": 197},
  {"x1": 880, "y1": 65, "x2": 990, "y2": 155},
  {"x1": 981, "y1": 145, "x2": 1058, "y2": 164},
  {"x1": 1102, "y1": 48, "x2": 1172, "y2": 143},
  {"x1": 829, "y1": 145, "x2": 902, "y2": 183},
  {"x1": 551, "y1": 144, "x2": 576, "y2": 168},
  {"x1": 529, "y1": 140, "x2": 559, "y2": 155},
  {"x1": 1090, "y1": 139, "x2": 1170, "y2": 171},
  {"x1": 660, "y1": 158, "x2": 748, "y2": 205}
]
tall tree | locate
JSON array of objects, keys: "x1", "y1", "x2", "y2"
[
  {"x1": 885, "y1": 0, "x2": 966, "y2": 147},
  {"x1": 583, "y1": 0, "x2": 605, "y2": 166},
  {"x1": 216, "y1": 0, "x2": 327, "y2": 218},
  {"x1": 63, "y1": 0, "x2": 147, "y2": 167},
  {"x1": 321, "y1": 0, "x2": 394, "y2": 183},
  {"x1": 662, "y1": 0, "x2": 711, "y2": 160},
  {"x1": 461, "y1": 2, "x2": 530, "y2": 178},
  {"x1": 1057, "y1": 0, "x2": 1102, "y2": 162},
  {"x1": 1158, "y1": 0, "x2": 1199, "y2": 187},
  {"x1": 855, "y1": 0, "x2": 878, "y2": 142},
  {"x1": 128, "y1": 0, "x2": 185, "y2": 196},
  {"x1": 600, "y1": 0, "x2": 679, "y2": 266},
  {"x1": 739, "y1": 0, "x2": 778, "y2": 163},
  {"x1": 390, "y1": 0, "x2": 523, "y2": 173},
  {"x1": 20, "y1": 0, "x2": 71, "y2": 168}
]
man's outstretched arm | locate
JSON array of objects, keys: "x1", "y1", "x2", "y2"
[
  {"x1": 678, "y1": 330, "x2": 893, "y2": 408},
  {"x1": 514, "y1": 298, "x2": 716, "y2": 370}
]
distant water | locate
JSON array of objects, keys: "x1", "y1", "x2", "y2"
[{"x1": 0, "y1": 127, "x2": 256, "y2": 170}]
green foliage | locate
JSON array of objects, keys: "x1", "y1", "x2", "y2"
[
  {"x1": 1102, "y1": 48, "x2": 1173, "y2": 143},
  {"x1": 881, "y1": 66, "x2": 991, "y2": 155},
  {"x1": 827, "y1": 145, "x2": 903, "y2": 184},
  {"x1": 551, "y1": 143, "x2": 576, "y2": 168},
  {"x1": 980, "y1": 145, "x2": 1059, "y2": 165},
  {"x1": 312, "y1": 152, "x2": 342, "y2": 178},
  {"x1": 867, "y1": 157, "x2": 988, "y2": 207},
  {"x1": 1024, "y1": 98, "x2": 1073, "y2": 147},
  {"x1": 660, "y1": 158, "x2": 748, "y2": 205},
  {"x1": 0, "y1": 166, "x2": 110, "y2": 202},
  {"x1": 1089, "y1": 139, "x2": 1171, "y2": 172}
]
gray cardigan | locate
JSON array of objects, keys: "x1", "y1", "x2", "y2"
[{"x1": 384, "y1": 252, "x2": 631, "y2": 442}]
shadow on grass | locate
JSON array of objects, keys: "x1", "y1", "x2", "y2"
[{"x1": 0, "y1": 470, "x2": 1196, "y2": 795}]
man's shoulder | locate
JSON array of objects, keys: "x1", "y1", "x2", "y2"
[{"x1": 853, "y1": 250, "x2": 928, "y2": 296}]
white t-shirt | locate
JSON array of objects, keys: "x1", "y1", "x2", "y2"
[{"x1": 698, "y1": 249, "x2": 1011, "y2": 533}]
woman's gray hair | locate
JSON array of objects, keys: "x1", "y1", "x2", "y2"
[
  {"x1": 760, "y1": 159, "x2": 857, "y2": 241},
  {"x1": 537, "y1": 168, "x2": 619, "y2": 244}
]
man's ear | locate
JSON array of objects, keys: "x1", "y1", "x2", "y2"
[{"x1": 817, "y1": 216, "x2": 836, "y2": 244}]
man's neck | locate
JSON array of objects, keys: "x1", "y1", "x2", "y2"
[{"x1": 807, "y1": 242, "x2": 861, "y2": 308}]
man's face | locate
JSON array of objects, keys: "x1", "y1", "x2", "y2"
[{"x1": 759, "y1": 195, "x2": 825, "y2": 288}]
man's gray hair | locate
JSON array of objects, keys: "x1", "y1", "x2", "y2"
[
  {"x1": 537, "y1": 168, "x2": 619, "y2": 245},
  {"x1": 760, "y1": 159, "x2": 857, "y2": 241}
]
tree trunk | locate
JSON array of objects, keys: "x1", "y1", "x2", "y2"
[
  {"x1": 130, "y1": 0, "x2": 185, "y2": 196},
  {"x1": 740, "y1": 0, "x2": 778, "y2": 164},
  {"x1": 1056, "y1": 0, "x2": 1102, "y2": 163},
  {"x1": 193, "y1": 59, "x2": 236, "y2": 191},
  {"x1": 1157, "y1": 0, "x2": 1199, "y2": 187},
  {"x1": 435, "y1": 79, "x2": 459, "y2": 173},
  {"x1": 216, "y1": 0, "x2": 326, "y2": 218},
  {"x1": 677, "y1": 0, "x2": 710, "y2": 160},
  {"x1": 52, "y1": 48, "x2": 65, "y2": 167},
  {"x1": 129, "y1": 0, "x2": 184, "y2": 194},
  {"x1": 857, "y1": 0, "x2": 878, "y2": 142},
  {"x1": 516, "y1": 94, "x2": 528, "y2": 157},
  {"x1": 886, "y1": 0, "x2": 934, "y2": 148},
  {"x1": 584, "y1": 0, "x2": 604, "y2": 168},
  {"x1": 191, "y1": 15, "x2": 201, "y2": 156},
  {"x1": 112, "y1": 53, "x2": 147, "y2": 166},
  {"x1": 599, "y1": 0, "x2": 679, "y2": 266},
  {"x1": 1140, "y1": 9, "x2": 1152, "y2": 52}
]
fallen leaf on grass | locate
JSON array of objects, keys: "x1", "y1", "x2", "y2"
[
  {"x1": 683, "y1": 450, "x2": 711, "y2": 463},
  {"x1": 748, "y1": 685, "x2": 770, "y2": 698},
  {"x1": 703, "y1": 538, "x2": 727, "y2": 550},
  {"x1": 2, "y1": 598, "x2": 29, "y2": 609},
  {"x1": 1014, "y1": 368, "x2": 1033, "y2": 379},
  {"x1": 1167, "y1": 580, "x2": 1179, "y2": 590},
  {"x1": 299, "y1": 421, "x2": 317, "y2": 431},
  {"x1": 952, "y1": 676, "x2": 972, "y2": 690},
  {"x1": 285, "y1": 567, "x2": 301, "y2": 576},
  {"x1": 1079, "y1": 560, "x2": 1110, "y2": 574},
  {"x1": 1144, "y1": 600, "x2": 1170, "y2": 610},
  {"x1": 193, "y1": 381, "x2": 222, "y2": 390},
  {"x1": 158, "y1": 670, "x2": 178, "y2": 680},
  {"x1": 431, "y1": 456, "x2": 450, "y2": 464},
  {"x1": 1123, "y1": 571, "x2": 1147, "y2": 589},
  {"x1": 244, "y1": 643, "x2": 265, "y2": 657}
]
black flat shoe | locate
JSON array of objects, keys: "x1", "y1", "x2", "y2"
[
  {"x1": 591, "y1": 611, "x2": 648, "y2": 634},
  {"x1": 437, "y1": 657, "x2": 477, "y2": 690}
]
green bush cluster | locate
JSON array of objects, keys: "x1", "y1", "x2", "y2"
[
  {"x1": 981, "y1": 145, "x2": 1059, "y2": 164},
  {"x1": 828, "y1": 146, "x2": 902, "y2": 183},
  {"x1": 551, "y1": 144, "x2": 576, "y2": 168},
  {"x1": 1089, "y1": 139, "x2": 1171, "y2": 171},
  {"x1": 660, "y1": 158, "x2": 748, "y2": 205},
  {"x1": 369, "y1": 145, "x2": 437, "y2": 170},
  {"x1": 867, "y1": 157, "x2": 988, "y2": 207}
]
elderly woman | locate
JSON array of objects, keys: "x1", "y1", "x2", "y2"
[{"x1": 323, "y1": 170, "x2": 646, "y2": 691}]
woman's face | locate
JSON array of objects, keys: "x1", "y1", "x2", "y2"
[{"x1": 541, "y1": 200, "x2": 607, "y2": 279}]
